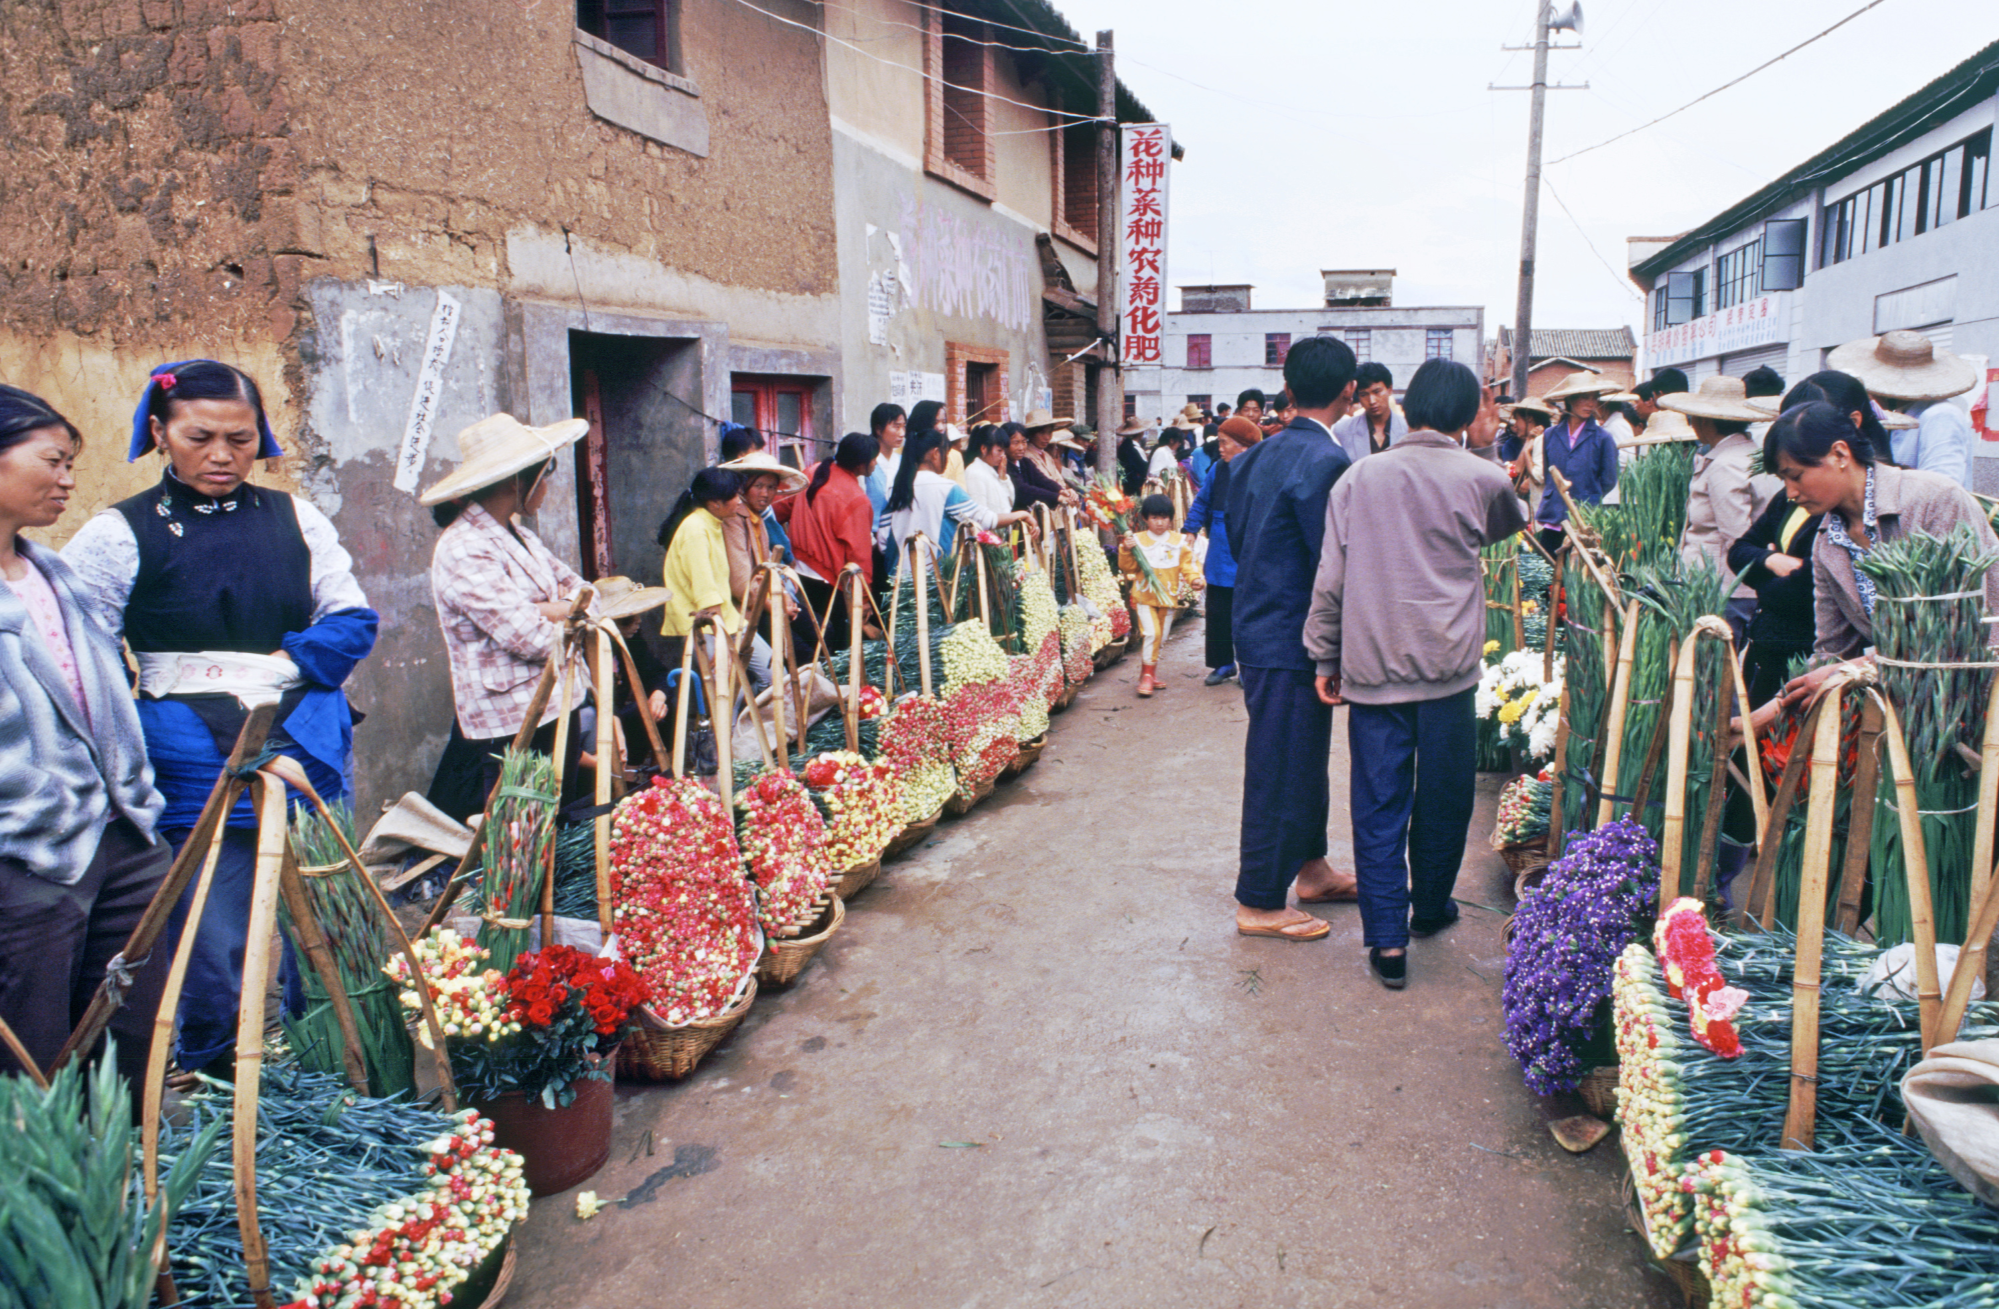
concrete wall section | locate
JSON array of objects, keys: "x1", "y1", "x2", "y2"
[
  {"x1": 832, "y1": 128, "x2": 1053, "y2": 428},
  {"x1": 296, "y1": 277, "x2": 511, "y2": 816}
]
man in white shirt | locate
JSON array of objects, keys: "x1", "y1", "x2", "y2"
[{"x1": 1331, "y1": 362, "x2": 1408, "y2": 462}]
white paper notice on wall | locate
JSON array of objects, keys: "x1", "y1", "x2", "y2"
[
  {"x1": 867, "y1": 272, "x2": 891, "y2": 346},
  {"x1": 915, "y1": 371, "x2": 946, "y2": 404},
  {"x1": 393, "y1": 289, "x2": 463, "y2": 494}
]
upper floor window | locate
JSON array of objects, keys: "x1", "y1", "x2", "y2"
[
  {"x1": 1056, "y1": 122, "x2": 1098, "y2": 243},
  {"x1": 1264, "y1": 333, "x2": 1291, "y2": 366},
  {"x1": 577, "y1": 0, "x2": 676, "y2": 71},
  {"x1": 1186, "y1": 334, "x2": 1212, "y2": 369},
  {"x1": 1715, "y1": 239, "x2": 1762, "y2": 310},
  {"x1": 1822, "y1": 128, "x2": 1991, "y2": 268},
  {"x1": 1345, "y1": 328, "x2": 1372, "y2": 362},
  {"x1": 1185, "y1": 394, "x2": 1212, "y2": 415},
  {"x1": 927, "y1": 8, "x2": 993, "y2": 194},
  {"x1": 1661, "y1": 268, "x2": 1705, "y2": 327},
  {"x1": 1425, "y1": 328, "x2": 1452, "y2": 361}
]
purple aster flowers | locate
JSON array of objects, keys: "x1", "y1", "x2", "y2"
[{"x1": 1501, "y1": 817, "x2": 1659, "y2": 1095}]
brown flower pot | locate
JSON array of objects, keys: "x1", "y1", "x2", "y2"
[{"x1": 475, "y1": 1059, "x2": 615, "y2": 1196}]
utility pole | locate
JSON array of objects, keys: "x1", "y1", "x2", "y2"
[
  {"x1": 1496, "y1": 3, "x2": 1585, "y2": 401},
  {"x1": 1094, "y1": 29, "x2": 1119, "y2": 476},
  {"x1": 1510, "y1": 2, "x2": 1551, "y2": 403}
]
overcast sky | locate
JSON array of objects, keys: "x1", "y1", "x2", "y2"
[{"x1": 1051, "y1": 0, "x2": 1999, "y2": 346}]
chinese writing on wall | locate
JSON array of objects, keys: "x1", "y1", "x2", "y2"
[{"x1": 1120, "y1": 124, "x2": 1170, "y2": 366}]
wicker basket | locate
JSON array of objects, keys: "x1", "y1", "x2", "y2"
[
  {"x1": 1493, "y1": 832, "x2": 1551, "y2": 882},
  {"x1": 617, "y1": 977, "x2": 758, "y2": 1081},
  {"x1": 943, "y1": 776, "x2": 996, "y2": 817},
  {"x1": 1002, "y1": 735, "x2": 1047, "y2": 778},
  {"x1": 834, "y1": 856, "x2": 881, "y2": 899},
  {"x1": 1576, "y1": 1064, "x2": 1620, "y2": 1120},
  {"x1": 756, "y1": 895, "x2": 844, "y2": 988},
  {"x1": 472, "y1": 1233, "x2": 516, "y2": 1309},
  {"x1": 1093, "y1": 635, "x2": 1128, "y2": 669},
  {"x1": 884, "y1": 806, "x2": 942, "y2": 858},
  {"x1": 1620, "y1": 1170, "x2": 1710, "y2": 1307},
  {"x1": 1052, "y1": 682, "x2": 1080, "y2": 713}
]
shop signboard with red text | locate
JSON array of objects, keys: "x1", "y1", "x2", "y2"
[
  {"x1": 1120, "y1": 124, "x2": 1171, "y2": 368},
  {"x1": 1645, "y1": 293, "x2": 1790, "y2": 370}
]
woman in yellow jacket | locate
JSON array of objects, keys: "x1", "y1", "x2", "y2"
[
  {"x1": 656, "y1": 466, "x2": 772, "y2": 697},
  {"x1": 1118, "y1": 492, "x2": 1201, "y2": 698}
]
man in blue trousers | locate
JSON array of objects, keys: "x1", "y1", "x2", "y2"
[
  {"x1": 1224, "y1": 336, "x2": 1358, "y2": 941},
  {"x1": 1304, "y1": 359, "x2": 1527, "y2": 988}
]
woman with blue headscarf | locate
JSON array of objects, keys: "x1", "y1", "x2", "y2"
[{"x1": 63, "y1": 359, "x2": 378, "y2": 1076}]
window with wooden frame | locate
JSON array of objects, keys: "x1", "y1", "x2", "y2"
[
  {"x1": 1185, "y1": 394, "x2": 1212, "y2": 416},
  {"x1": 945, "y1": 342, "x2": 1009, "y2": 427},
  {"x1": 1185, "y1": 334, "x2": 1211, "y2": 369},
  {"x1": 1264, "y1": 333, "x2": 1290, "y2": 366},
  {"x1": 576, "y1": 0, "x2": 678, "y2": 72},
  {"x1": 1053, "y1": 121, "x2": 1099, "y2": 250},
  {"x1": 926, "y1": 7, "x2": 995, "y2": 199},
  {"x1": 1425, "y1": 328, "x2": 1453, "y2": 361},
  {"x1": 730, "y1": 375, "x2": 816, "y2": 469}
]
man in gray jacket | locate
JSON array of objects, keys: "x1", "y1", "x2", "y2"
[{"x1": 1304, "y1": 360, "x2": 1528, "y2": 989}]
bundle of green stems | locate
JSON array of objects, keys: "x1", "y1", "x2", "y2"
[
  {"x1": 0, "y1": 1050, "x2": 225, "y2": 1309},
  {"x1": 282, "y1": 803, "x2": 414, "y2": 1098},
  {"x1": 1857, "y1": 527, "x2": 1999, "y2": 944},
  {"x1": 474, "y1": 749, "x2": 557, "y2": 976},
  {"x1": 1616, "y1": 442, "x2": 1697, "y2": 571},
  {"x1": 1558, "y1": 545, "x2": 1611, "y2": 837},
  {"x1": 1626, "y1": 561, "x2": 1729, "y2": 885},
  {"x1": 156, "y1": 1069, "x2": 458, "y2": 1307}
]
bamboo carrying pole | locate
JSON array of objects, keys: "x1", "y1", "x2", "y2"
[
  {"x1": 1937, "y1": 858, "x2": 1999, "y2": 1043},
  {"x1": 1595, "y1": 598, "x2": 1643, "y2": 830},
  {"x1": 1781, "y1": 681, "x2": 1845, "y2": 1153},
  {"x1": 1875, "y1": 694, "x2": 1946, "y2": 1053},
  {"x1": 590, "y1": 627, "x2": 616, "y2": 937},
  {"x1": 230, "y1": 775, "x2": 293, "y2": 1306},
  {"x1": 1834, "y1": 698, "x2": 1887, "y2": 935},
  {"x1": 275, "y1": 854, "x2": 369, "y2": 1095},
  {"x1": 1968, "y1": 677, "x2": 1999, "y2": 920},
  {"x1": 844, "y1": 565, "x2": 865, "y2": 753},
  {"x1": 1745, "y1": 692, "x2": 1834, "y2": 932}
]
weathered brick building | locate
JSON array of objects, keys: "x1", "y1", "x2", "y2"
[{"x1": 1, "y1": 0, "x2": 839, "y2": 810}]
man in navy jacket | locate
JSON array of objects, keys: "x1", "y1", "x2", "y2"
[{"x1": 1224, "y1": 336, "x2": 1359, "y2": 940}]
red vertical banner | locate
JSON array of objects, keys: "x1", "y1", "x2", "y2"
[{"x1": 1120, "y1": 123, "x2": 1170, "y2": 368}]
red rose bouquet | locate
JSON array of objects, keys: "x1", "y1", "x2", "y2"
[
  {"x1": 436, "y1": 943, "x2": 648, "y2": 1108},
  {"x1": 610, "y1": 776, "x2": 761, "y2": 1025}
]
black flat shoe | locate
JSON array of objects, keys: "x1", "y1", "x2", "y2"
[
  {"x1": 1409, "y1": 899, "x2": 1461, "y2": 938},
  {"x1": 1369, "y1": 948, "x2": 1407, "y2": 989}
]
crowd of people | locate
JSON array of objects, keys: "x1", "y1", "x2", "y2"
[{"x1": 1211, "y1": 326, "x2": 1995, "y2": 989}]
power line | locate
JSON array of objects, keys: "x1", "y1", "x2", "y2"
[
  {"x1": 725, "y1": 0, "x2": 1100, "y2": 126},
  {"x1": 816, "y1": 0, "x2": 1089, "y2": 57},
  {"x1": 1542, "y1": 177, "x2": 1643, "y2": 301},
  {"x1": 1548, "y1": 0, "x2": 1896, "y2": 166}
]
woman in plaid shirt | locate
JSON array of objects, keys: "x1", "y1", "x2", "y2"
[{"x1": 423, "y1": 414, "x2": 592, "y2": 820}]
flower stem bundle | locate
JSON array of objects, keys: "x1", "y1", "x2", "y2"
[
  {"x1": 1558, "y1": 547, "x2": 1612, "y2": 837},
  {"x1": 158, "y1": 1068, "x2": 528, "y2": 1309},
  {"x1": 1494, "y1": 775, "x2": 1553, "y2": 846},
  {"x1": 1611, "y1": 930, "x2": 1999, "y2": 1256},
  {"x1": 283, "y1": 802, "x2": 416, "y2": 1098},
  {"x1": 474, "y1": 749, "x2": 558, "y2": 977},
  {"x1": 878, "y1": 695, "x2": 955, "y2": 821},
  {"x1": 1856, "y1": 526, "x2": 1999, "y2": 944},
  {"x1": 1689, "y1": 1127, "x2": 1999, "y2": 1309},
  {"x1": 1617, "y1": 442, "x2": 1697, "y2": 571},
  {"x1": 0, "y1": 1052, "x2": 224, "y2": 1309}
]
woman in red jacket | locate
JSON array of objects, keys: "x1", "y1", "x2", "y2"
[{"x1": 780, "y1": 432, "x2": 880, "y2": 649}]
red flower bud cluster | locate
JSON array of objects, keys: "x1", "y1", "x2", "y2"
[
  {"x1": 609, "y1": 777, "x2": 760, "y2": 1024},
  {"x1": 879, "y1": 696, "x2": 956, "y2": 820},
  {"x1": 940, "y1": 677, "x2": 1021, "y2": 793},
  {"x1": 801, "y1": 750, "x2": 901, "y2": 868},
  {"x1": 735, "y1": 769, "x2": 834, "y2": 935}
]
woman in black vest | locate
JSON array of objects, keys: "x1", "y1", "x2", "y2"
[{"x1": 63, "y1": 360, "x2": 378, "y2": 1076}]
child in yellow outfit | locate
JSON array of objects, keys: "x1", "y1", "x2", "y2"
[{"x1": 1119, "y1": 493, "x2": 1201, "y2": 698}]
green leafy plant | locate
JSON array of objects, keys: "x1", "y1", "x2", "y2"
[{"x1": 0, "y1": 1051, "x2": 224, "y2": 1309}]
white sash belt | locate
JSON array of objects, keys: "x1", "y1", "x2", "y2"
[{"x1": 136, "y1": 651, "x2": 303, "y2": 709}]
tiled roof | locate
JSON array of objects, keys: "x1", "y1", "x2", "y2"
[{"x1": 1496, "y1": 327, "x2": 1636, "y2": 361}]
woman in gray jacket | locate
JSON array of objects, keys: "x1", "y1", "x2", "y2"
[{"x1": 0, "y1": 385, "x2": 169, "y2": 1086}]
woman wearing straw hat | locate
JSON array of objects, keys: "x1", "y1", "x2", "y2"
[
  {"x1": 1828, "y1": 330, "x2": 1981, "y2": 488},
  {"x1": 64, "y1": 359, "x2": 379, "y2": 1075},
  {"x1": 718, "y1": 449, "x2": 810, "y2": 657},
  {"x1": 1502, "y1": 397, "x2": 1555, "y2": 512},
  {"x1": 1758, "y1": 400, "x2": 1999, "y2": 716},
  {"x1": 1510, "y1": 371, "x2": 1618, "y2": 553},
  {"x1": 1662, "y1": 375, "x2": 1780, "y2": 643},
  {"x1": 0, "y1": 384, "x2": 172, "y2": 1088},
  {"x1": 422, "y1": 412, "x2": 591, "y2": 822}
]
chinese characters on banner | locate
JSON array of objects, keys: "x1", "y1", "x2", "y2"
[{"x1": 1120, "y1": 124, "x2": 1170, "y2": 367}]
